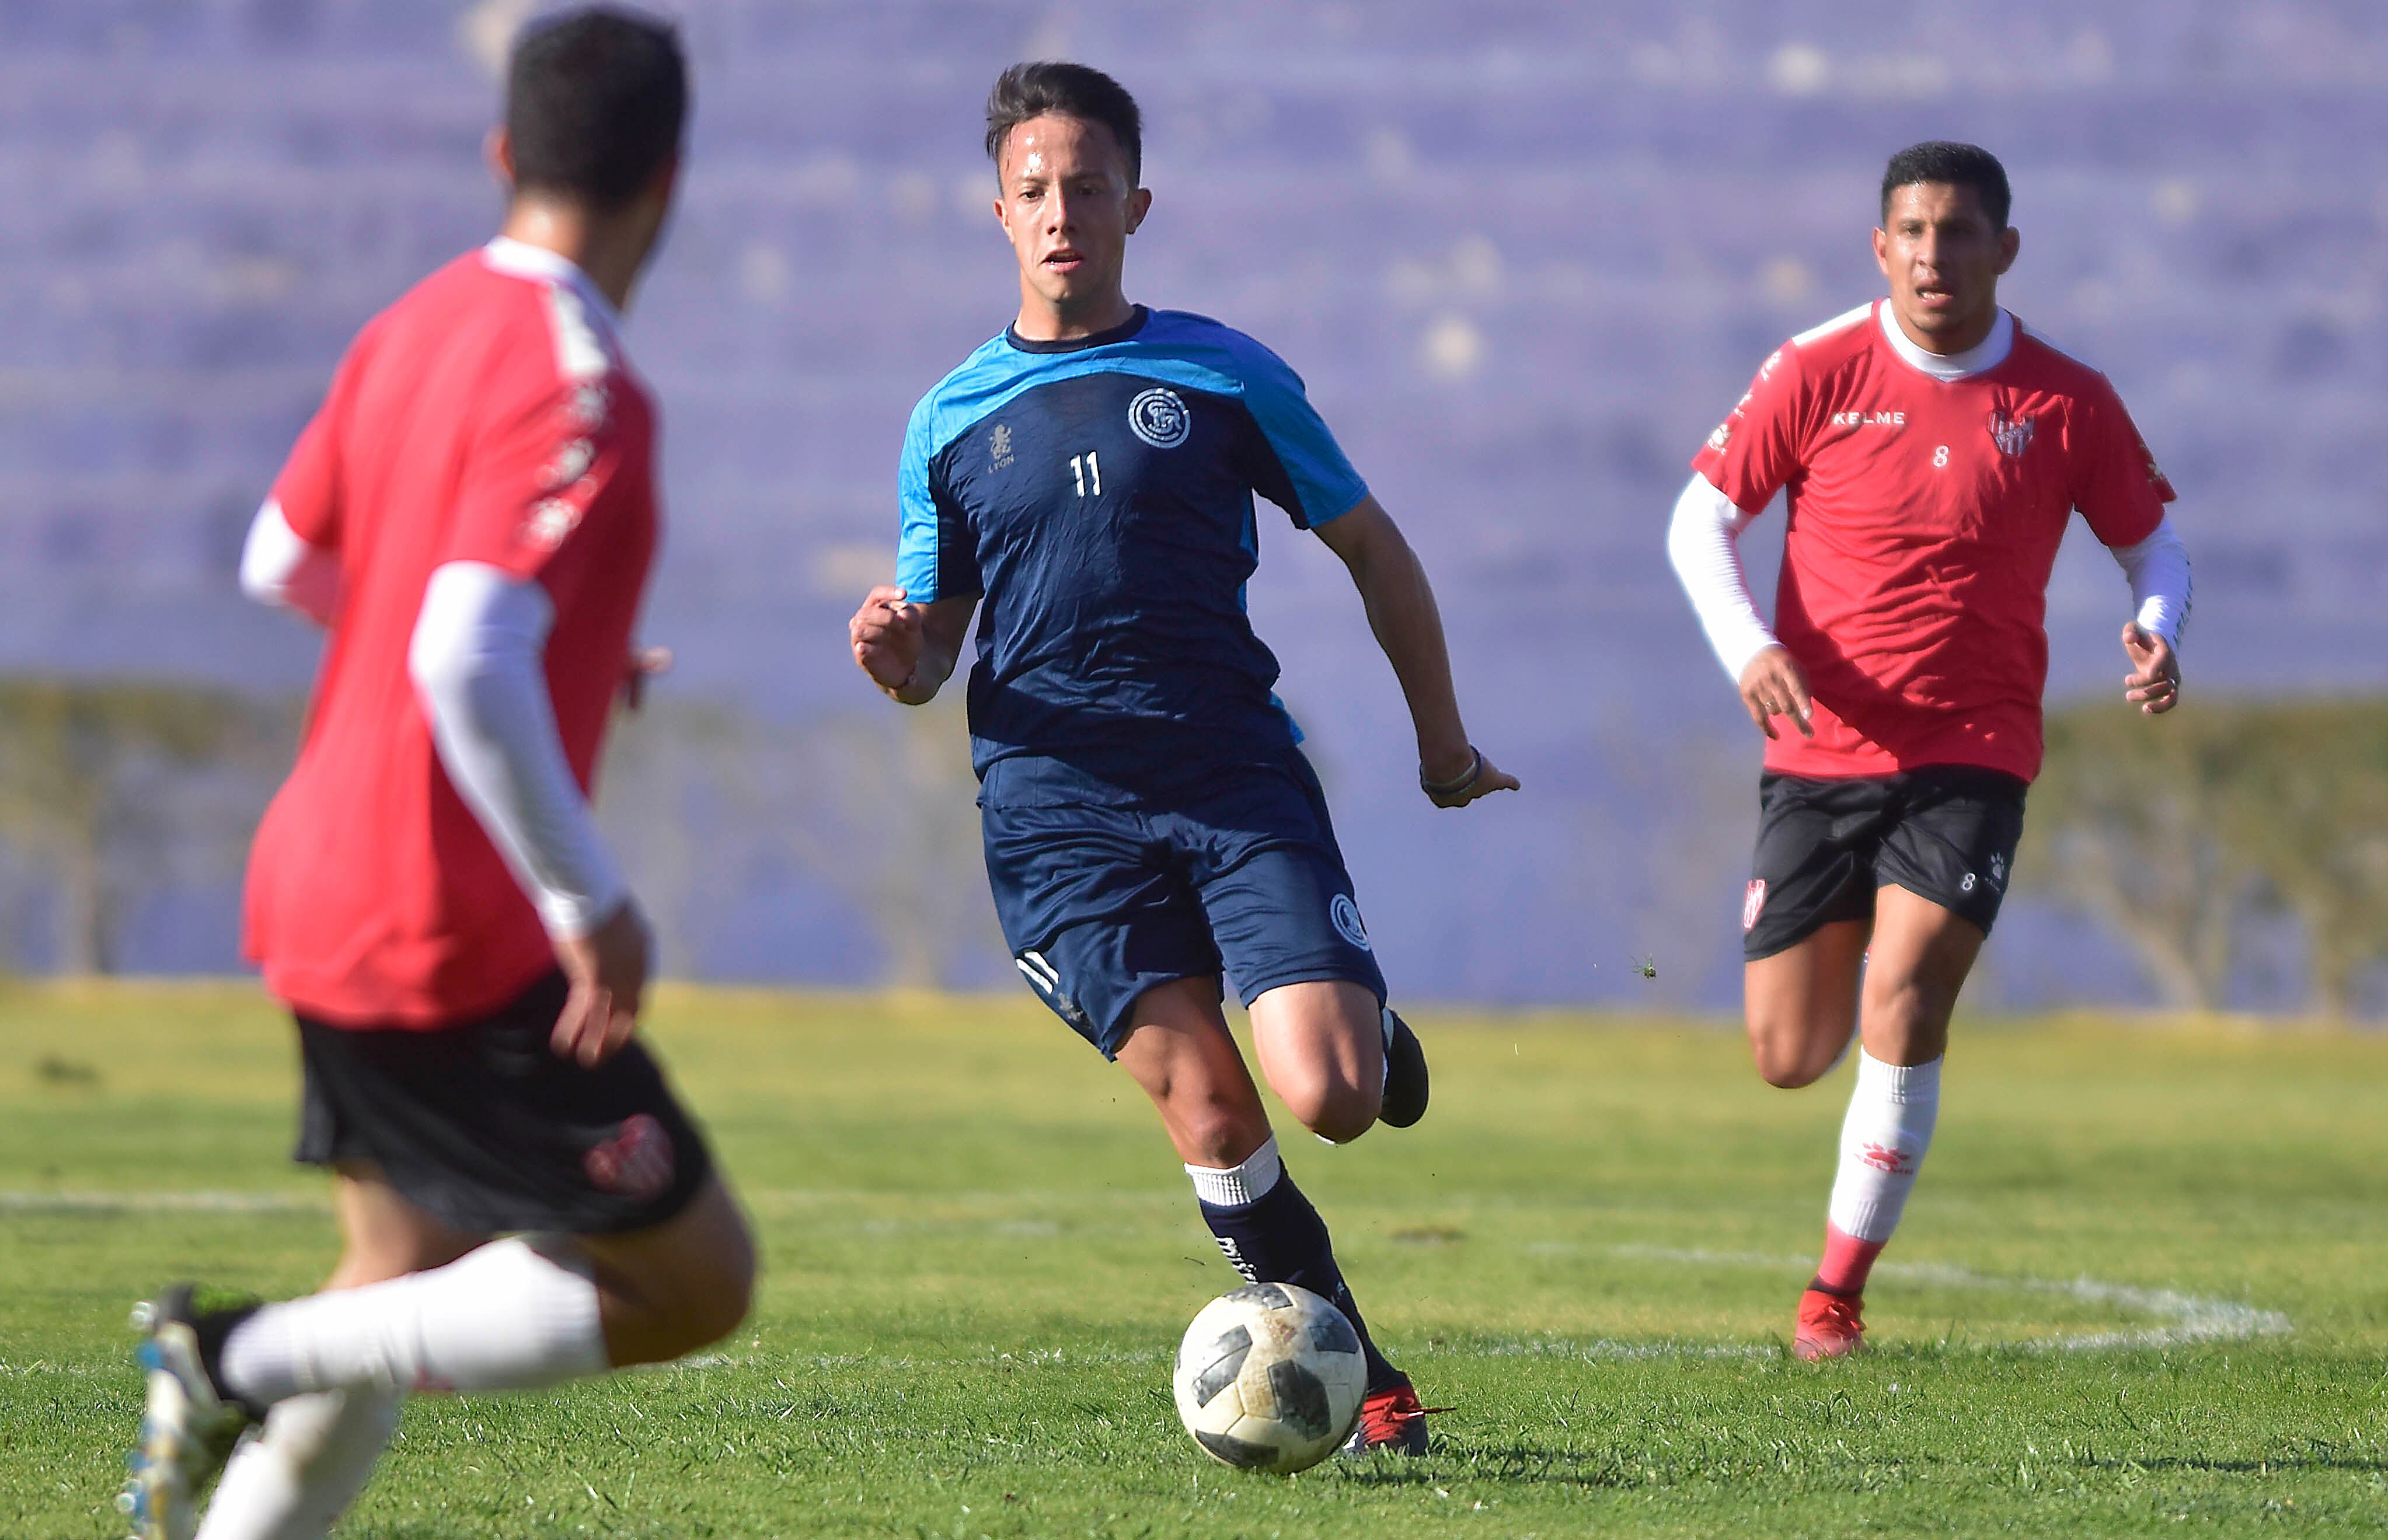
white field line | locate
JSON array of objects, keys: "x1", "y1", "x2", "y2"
[
  {"x1": 1606, "y1": 1244, "x2": 2292, "y2": 1350},
  {"x1": 0, "y1": 1193, "x2": 2290, "y2": 1354},
  {"x1": 0, "y1": 1189, "x2": 325, "y2": 1214},
  {"x1": 0, "y1": 1187, "x2": 1177, "y2": 1217}
]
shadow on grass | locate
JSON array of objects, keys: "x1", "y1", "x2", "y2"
[
  {"x1": 2086, "y1": 1454, "x2": 2388, "y2": 1474},
  {"x1": 1336, "y1": 1442, "x2": 1640, "y2": 1490}
]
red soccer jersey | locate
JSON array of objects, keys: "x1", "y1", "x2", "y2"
[
  {"x1": 243, "y1": 240, "x2": 660, "y2": 1028},
  {"x1": 1692, "y1": 300, "x2": 2174, "y2": 782}
]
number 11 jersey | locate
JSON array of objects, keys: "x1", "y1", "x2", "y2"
[{"x1": 895, "y1": 306, "x2": 1368, "y2": 806}]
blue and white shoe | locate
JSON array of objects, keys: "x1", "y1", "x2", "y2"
[
  {"x1": 121, "y1": 1286, "x2": 257, "y2": 1540},
  {"x1": 1379, "y1": 1008, "x2": 1430, "y2": 1129}
]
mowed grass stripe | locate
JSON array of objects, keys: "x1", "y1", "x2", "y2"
[{"x1": 4, "y1": 983, "x2": 2386, "y2": 1537}]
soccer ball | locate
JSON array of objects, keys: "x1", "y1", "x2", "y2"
[{"x1": 1172, "y1": 1281, "x2": 1366, "y2": 1472}]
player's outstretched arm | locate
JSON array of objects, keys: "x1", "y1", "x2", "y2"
[
  {"x1": 1312, "y1": 496, "x2": 1518, "y2": 808},
  {"x1": 849, "y1": 585, "x2": 975, "y2": 706}
]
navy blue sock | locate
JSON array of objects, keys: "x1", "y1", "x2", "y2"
[{"x1": 1197, "y1": 1169, "x2": 1403, "y2": 1393}]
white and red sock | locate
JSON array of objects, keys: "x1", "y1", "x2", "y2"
[
  {"x1": 217, "y1": 1238, "x2": 608, "y2": 1408},
  {"x1": 195, "y1": 1387, "x2": 402, "y2": 1540},
  {"x1": 1815, "y1": 1050, "x2": 1941, "y2": 1295}
]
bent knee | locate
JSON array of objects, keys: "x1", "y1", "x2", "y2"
[
  {"x1": 1745, "y1": 1019, "x2": 1839, "y2": 1089},
  {"x1": 1177, "y1": 1099, "x2": 1275, "y2": 1170},
  {"x1": 1753, "y1": 1052, "x2": 1828, "y2": 1091},
  {"x1": 1284, "y1": 1079, "x2": 1380, "y2": 1144}
]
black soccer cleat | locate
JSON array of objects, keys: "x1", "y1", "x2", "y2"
[{"x1": 1378, "y1": 1007, "x2": 1430, "y2": 1129}]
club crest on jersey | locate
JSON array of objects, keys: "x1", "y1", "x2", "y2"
[
  {"x1": 1127, "y1": 386, "x2": 1191, "y2": 449},
  {"x1": 1742, "y1": 879, "x2": 1767, "y2": 932},
  {"x1": 1989, "y1": 411, "x2": 2036, "y2": 458},
  {"x1": 988, "y1": 422, "x2": 1015, "y2": 470}
]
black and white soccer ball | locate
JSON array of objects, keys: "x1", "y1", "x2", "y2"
[{"x1": 1172, "y1": 1282, "x2": 1366, "y2": 1472}]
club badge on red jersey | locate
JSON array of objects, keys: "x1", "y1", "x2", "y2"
[{"x1": 1988, "y1": 411, "x2": 2036, "y2": 457}]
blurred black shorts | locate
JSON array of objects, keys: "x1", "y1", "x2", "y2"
[
  {"x1": 1742, "y1": 766, "x2": 2028, "y2": 962},
  {"x1": 294, "y1": 970, "x2": 713, "y2": 1236}
]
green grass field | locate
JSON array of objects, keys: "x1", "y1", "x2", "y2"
[{"x1": 2, "y1": 983, "x2": 2385, "y2": 1537}]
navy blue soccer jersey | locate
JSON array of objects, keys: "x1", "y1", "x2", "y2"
[{"x1": 895, "y1": 307, "x2": 1368, "y2": 804}]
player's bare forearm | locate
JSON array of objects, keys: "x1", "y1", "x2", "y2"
[
  {"x1": 1315, "y1": 498, "x2": 1518, "y2": 805},
  {"x1": 1317, "y1": 501, "x2": 1465, "y2": 763}
]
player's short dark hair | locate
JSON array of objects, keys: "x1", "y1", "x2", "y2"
[
  {"x1": 1881, "y1": 141, "x2": 2011, "y2": 230},
  {"x1": 984, "y1": 61, "x2": 1142, "y2": 186},
  {"x1": 506, "y1": 6, "x2": 687, "y2": 209}
]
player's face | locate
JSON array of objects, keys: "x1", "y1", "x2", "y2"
[
  {"x1": 993, "y1": 114, "x2": 1149, "y2": 325},
  {"x1": 1873, "y1": 183, "x2": 2021, "y2": 352}
]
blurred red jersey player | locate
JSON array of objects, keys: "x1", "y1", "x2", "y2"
[
  {"x1": 121, "y1": 13, "x2": 754, "y2": 1540},
  {"x1": 1668, "y1": 141, "x2": 2192, "y2": 1360}
]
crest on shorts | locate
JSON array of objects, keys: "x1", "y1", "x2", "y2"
[
  {"x1": 1127, "y1": 386, "x2": 1191, "y2": 448},
  {"x1": 584, "y1": 1112, "x2": 675, "y2": 1201},
  {"x1": 1742, "y1": 879, "x2": 1768, "y2": 932},
  {"x1": 1330, "y1": 894, "x2": 1372, "y2": 952},
  {"x1": 1988, "y1": 411, "x2": 2035, "y2": 458}
]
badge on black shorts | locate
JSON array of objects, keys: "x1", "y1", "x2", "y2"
[
  {"x1": 584, "y1": 1113, "x2": 675, "y2": 1201},
  {"x1": 1743, "y1": 879, "x2": 1768, "y2": 932}
]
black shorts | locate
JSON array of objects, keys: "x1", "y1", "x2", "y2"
[
  {"x1": 294, "y1": 971, "x2": 714, "y2": 1236},
  {"x1": 1741, "y1": 766, "x2": 2028, "y2": 961}
]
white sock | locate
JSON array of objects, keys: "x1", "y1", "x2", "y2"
[
  {"x1": 1185, "y1": 1136, "x2": 1283, "y2": 1208},
  {"x1": 195, "y1": 1387, "x2": 402, "y2": 1540},
  {"x1": 218, "y1": 1238, "x2": 608, "y2": 1406},
  {"x1": 1825, "y1": 1051, "x2": 1942, "y2": 1242}
]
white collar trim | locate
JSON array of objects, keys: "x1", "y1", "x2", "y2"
[
  {"x1": 481, "y1": 237, "x2": 621, "y2": 330},
  {"x1": 1875, "y1": 300, "x2": 2013, "y2": 382}
]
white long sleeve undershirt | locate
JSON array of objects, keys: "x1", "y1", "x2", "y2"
[
  {"x1": 239, "y1": 499, "x2": 341, "y2": 625},
  {"x1": 406, "y1": 561, "x2": 626, "y2": 939},
  {"x1": 1665, "y1": 473, "x2": 2194, "y2": 685},
  {"x1": 1665, "y1": 474, "x2": 1776, "y2": 680},
  {"x1": 2111, "y1": 515, "x2": 2192, "y2": 647}
]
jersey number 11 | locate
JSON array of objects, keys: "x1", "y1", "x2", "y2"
[{"x1": 1070, "y1": 451, "x2": 1102, "y2": 497}]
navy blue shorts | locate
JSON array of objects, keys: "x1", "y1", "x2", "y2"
[{"x1": 979, "y1": 750, "x2": 1388, "y2": 1057}]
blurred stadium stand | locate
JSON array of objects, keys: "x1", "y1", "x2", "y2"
[{"x1": 1, "y1": 1, "x2": 2382, "y2": 1004}]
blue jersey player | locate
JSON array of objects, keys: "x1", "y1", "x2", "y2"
[{"x1": 847, "y1": 62, "x2": 1515, "y2": 1456}]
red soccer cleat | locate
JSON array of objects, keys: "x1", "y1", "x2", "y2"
[
  {"x1": 1793, "y1": 1287, "x2": 1866, "y2": 1361},
  {"x1": 1340, "y1": 1377, "x2": 1435, "y2": 1457}
]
